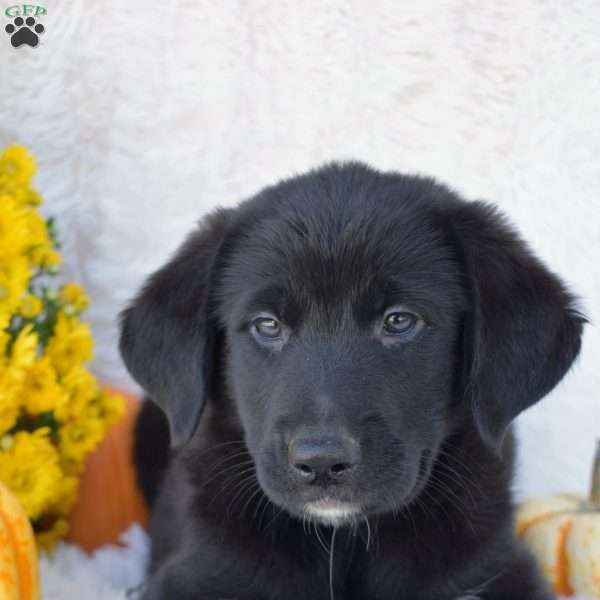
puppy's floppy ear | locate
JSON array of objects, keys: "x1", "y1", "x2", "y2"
[
  {"x1": 451, "y1": 202, "x2": 585, "y2": 451},
  {"x1": 119, "y1": 209, "x2": 233, "y2": 447}
]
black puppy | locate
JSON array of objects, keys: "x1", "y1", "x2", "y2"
[{"x1": 120, "y1": 163, "x2": 584, "y2": 600}]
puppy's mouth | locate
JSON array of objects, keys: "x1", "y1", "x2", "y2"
[{"x1": 303, "y1": 497, "x2": 361, "y2": 526}]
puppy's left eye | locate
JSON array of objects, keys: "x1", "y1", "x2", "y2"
[
  {"x1": 252, "y1": 317, "x2": 282, "y2": 340},
  {"x1": 382, "y1": 311, "x2": 421, "y2": 337}
]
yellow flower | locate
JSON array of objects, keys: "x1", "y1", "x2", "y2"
[
  {"x1": 0, "y1": 325, "x2": 38, "y2": 433},
  {"x1": 0, "y1": 315, "x2": 9, "y2": 366},
  {"x1": 0, "y1": 145, "x2": 116, "y2": 548},
  {"x1": 0, "y1": 309, "x2": 9, "y2": 336},
  {"x1": 0, "y1": 255, "x2": 31, "y2": 313},
  {"x1": 54, "y1": 475, "x2": 78, "y2": 515},
  {"x1": 0, "y1": 325, "x2": 37, "y2": 433},
  {"x1": 59, "y1": 283, "x2": 89, "y2": 313},
  {"x1": 0, "y1": 144, "x2": 120, "y2": 548},
  {"x1": 19, "y1": 294, "x2": 43, "y2": 318},
  {"x1": 24, "y1": 207, "x2": 51, "y2": 248},
  {"x1": 0, "y1": 392, "x2": 20, "y2": 434},
  {"x1": 25, "y1": 188, "x2": 42, "y2": 207},
  {"x1": 29, "y1": 247, "x2": 61, "y2": 270},
  {"x1": 47, "y1": 313, "x2": 93, "y2": 376},
  {"x1": 0, "y1": 429, "x2": 62, "y2": 520},
  {"x1": 34, "y1": 473, "x2": 78, "y2": 550},
  {"x1": 0, "y1": 195, "x2": 29, "y2": 260},
  {"x1": 36, "y1": 517, "x2": 69, "y2": 552},
  {"x1": 55, "y1": 365, "x2": 97, "y2": 421},
  {"x1": 23, "y1": 209, "x2": 57, "y2": 274},
  {"x1": 22, "y1": 357, "x2": 65, "y2": 415},
  {"x1": 0, "y1": 146, "x2": 35, "y2": 194},
  {"x1": 9, "y1": 324, "x2": 38, "y2": 372},
  {"x1": 59, "y1": 415, "x2": 104, "y2": 463},
  {"x1": 99, "y1": 390, "x2": 125, "y2": 427}
]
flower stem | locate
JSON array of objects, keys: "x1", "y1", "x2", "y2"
[{"x1": 590, "y1": 439, "x2": 600, "y2": 508}]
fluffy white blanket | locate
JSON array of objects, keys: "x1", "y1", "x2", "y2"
[
  {"x1": 39, "y1": 526, "x2": 148, "y2": 600},
  {"x1": 1, "y1": 0, "x2": 598, "y2": 501},
  {"x1": 1, "y1": 1, "x2": 599, "y2": 597}
]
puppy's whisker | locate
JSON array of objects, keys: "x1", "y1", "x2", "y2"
[
  {"x1": 192, "y1": 440, "x2": 248, "y2": 463},
  {"x1": 399, "y1": 502, "x2": 418, "y2": 538},
  {"x1": 262, "y1": 506, "x2": 284, "y2": 532},
  {"x1": 424, "y1": 477, "x2": 477, "y2": 535},
  {"x1": 200, "y1": 440, "x2": 246, "y2": 453},
  {"x1": 199, "y1": 458, "x2": 255, "y2": 491},
  {"x1": 302, "y1": 512, "x2": 309, "y2": 536},
  {"x1": 417, "y1": 482, "x2": 458, "y2": 533},
  {"x1": 251, "y1": 493, "x2": 267, "y2": 524},
  {"x1": 219, "y1": 467, "x2": 256, "y2": 496},
  {"x1": 328, "y1": 527, "x2": 337, "y2": 600},
  {"x1": 206, "y1": 466, "x2": 256, "y2": 513},
  {"x1": 220, "y1": 473, "x2": 258, "y2": 505},
  {"x1": 429, "y1": 466, "x2": 481, "y2": 516},
  {"x1": 238, "y1": 483, "x2": 264, "y2": 520},
  {"x1": 436, "y1": 458, "x2": 490, "y2": 508},
  {"x1": 363, "y1": 515, "x2": 372, "y2": 553},
  {"x1": 228, "y1": 482, "x2": 260, "y2": 520},
  {"x1": 312, "y1": 519, "x2": 329, "y2": 555},
  {"x1": 257, "y1": 495, "x2": 273, "y2": 530},
  {"x1": 433, "y1": 462, "x2": 480, "y2": 509},
  {"x1": 434, "y1": 448, "x2": 488, "y2": 499},
  {"x1": 202, "y1": 451, "x2": 254, "y2": 480},
  {"x1": 225, "y1": 478, "x2": 256, "y2": 512}
]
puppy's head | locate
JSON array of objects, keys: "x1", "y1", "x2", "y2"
[{"x1": 120, "y1": 163, "x2": 584, "y2": 526}]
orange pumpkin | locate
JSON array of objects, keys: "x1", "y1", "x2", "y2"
[
  {"x1": 66, "y1": 389, "x2": 149, "y2": 552},
  {"x1": 517, "y1": 441, "x2": 600, "y2": 598},
  {"x1": 0, "y1": 482, "x2": 40, "y2": 600}
]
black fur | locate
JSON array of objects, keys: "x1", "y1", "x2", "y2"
[
  {"x1": 121, "y1": 162, "x2": 585, "y2": 600},
  {"x1": 133, "y1": 399, "x2": 170, "y2": 507}
]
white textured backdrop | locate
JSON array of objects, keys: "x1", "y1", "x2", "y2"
[{"x1": 0, "y1": 1, "x2": 598, "y2": 500}]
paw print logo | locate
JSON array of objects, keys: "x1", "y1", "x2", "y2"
[{"x1": 5, "y1": 16, "x2": 45, "y2": 48}]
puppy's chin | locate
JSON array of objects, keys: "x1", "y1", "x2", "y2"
[{"x1": 303, "y1": 498, "x2": 361, "y2": 527}]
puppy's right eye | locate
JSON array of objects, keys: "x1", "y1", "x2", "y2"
[{"x1": 252, "y1": 317, "x2": 282, "y2": 341}]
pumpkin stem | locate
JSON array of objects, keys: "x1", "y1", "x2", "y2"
[{"x1": 590, "y1": 439, "x2": 600, "y2": 508}]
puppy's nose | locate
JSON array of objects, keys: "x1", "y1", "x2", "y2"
[{"x1": 288, "y1": 435, "x2": 361, "y2": 482}]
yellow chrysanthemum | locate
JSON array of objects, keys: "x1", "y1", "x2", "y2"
[
  {"x1": 59, "y1": 283, "x2": 89, "y2": 313},
  {"x1": 99, "y1": 390, "x2": 125, "y2": 427},
  {"x1": 0, "y1": 325, "x2": 37, "y2": 433},
  {"x1": 53, "y1": 474, "x2": 78, "y2": 515},
  {"x1": 0, "y1": 309, "x2": 9, "y2": 336},
  {"x1": 0, "y1": 255, "x2": 30, "y2": 313},
  {"x1": 34, "y1": 473, "x2": 78, "y2": 551},
  {"x1": 0, "y1": 146, "x2": 35, "y2": 195},
  {"x1": 24, "y1": 207, "x2": 51, "y2": 248},
  {"x1": 19, "y1": 294, "x2": 43, "y2": 318},
  {"x1": 0, "y1": 195, "x2": 30, "y2": 260},
  {"x1": 25, "y1": 188, "x2": 42, "y2": 207},
  {"x1": 0, "y1": 144, "x2": 126, "y2": 549},
  {"x1": 29, "y1": 246, "x2": 61, "y2": 270},
  {"x1": 22, "y1": 357, "x2": 65, "y2": 415},
  {"x1": 9, "y1": 324, "x2": 38, "y2": 372},
  {"x1": 34, "y1": 475, "x2": 79, "y2": 552},
  {"x1": 0, "y1": 391, "x2": 20, "y2": 434},
  {"x1": 59, "y1": 415, "x2": 104, "y2": 463},
  {"x1": 36, "y1": 517, "x2": 69, "y2": 552},
  {"x1": 0, "y1": 429, "x2": 62, "y2": 520},
  {"x1": 46, "y1": 313, "x2": 93, "y2": 376},
  {"x1": 55, "y1": 365, "x2": 98, "y2": 421}
]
